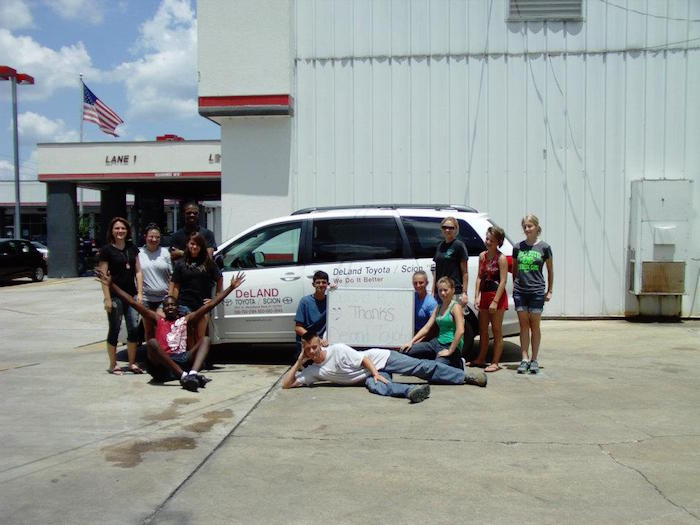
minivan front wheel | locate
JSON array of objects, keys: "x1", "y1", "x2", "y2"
[{"x1": 32, "y1": 266, "x2": 45, "y2": 282}]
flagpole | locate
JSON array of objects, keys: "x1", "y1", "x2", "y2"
[{"x1": 78, "y1": 74, "x2": 84, "y2": 220}]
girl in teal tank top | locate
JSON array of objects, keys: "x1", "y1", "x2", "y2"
[{"x1": 401, "y1": 276, "x2": 465, "y2": 369}]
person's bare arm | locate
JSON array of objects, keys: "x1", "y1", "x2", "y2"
[
  {"x1": 545, "y1": 257, "x2": 553, "y2": 301},
  {"x1": 282, "y1": 352, "x2": 307, "y2": 389},
  {"x1": 490, "y1": 254, "x2": 508, "y2": 313},
  {"x1": 460, "y1": 259, "x2": 469, "y2": 306},
  {"x1": 94, "y1": 269, "x2": 158, "y2": 323},
  {"x1": 135, "y1": 255, "x2": 143, "y2": 304},
  {"x1": 361, "y1": 356, "x2": 390, "y2": 385},
  {"x1": 185, "y1": 272, "x2": 246, "y2": 323},
  {"x1": 97, "y1": 260, "x2": 112, "y2": 312}
]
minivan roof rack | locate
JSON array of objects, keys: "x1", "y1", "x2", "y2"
[{"x1": 291, "y1": 204, "x2": 478, "y2": 215}]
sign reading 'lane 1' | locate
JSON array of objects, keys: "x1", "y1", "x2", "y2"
[{"x1": 326, "y1": 288, "x2": 414, "y2": 348}]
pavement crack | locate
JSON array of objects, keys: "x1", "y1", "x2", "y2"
[
  {"x1": 599, "y1": 444, "x2": 700, "y2": 521},
  {"x1": 141, "y1": 371, "x2": 287, "y2": 525}
]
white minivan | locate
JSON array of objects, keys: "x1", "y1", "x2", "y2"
[{"x1": 210, "y1": 205, "x2": 518, "y2": 354}]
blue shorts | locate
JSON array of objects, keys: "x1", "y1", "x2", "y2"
[
  {"x1": 147, "y1": 351, "x2": 191, "y2": 383},
  {"x1": 513, "y1": 291, "x2": 545, "y2": 314}
]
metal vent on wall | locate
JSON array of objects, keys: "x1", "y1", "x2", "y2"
[{"x1": 508, "y1": 0, "x2": 583, "y2": 21}]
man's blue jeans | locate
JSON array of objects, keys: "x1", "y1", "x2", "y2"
[{"x1": 364, "y1": 350, "x2": 465, "y2": 398}]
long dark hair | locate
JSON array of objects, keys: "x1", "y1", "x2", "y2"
[
  {"x1": 185, "y1": 232, "x2": 214, "y2": 271},
  {"x1": 106, "y1": 216, "x2": 132, "y2": 244}
]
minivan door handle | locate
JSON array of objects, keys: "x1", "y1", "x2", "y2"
[{"x1": 280, "y1": 275, "x2": 301, "y2": 282}]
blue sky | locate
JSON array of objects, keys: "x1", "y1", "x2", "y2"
[{"x1": 0, "y1": 0, "x2": 219, "y2": 181}]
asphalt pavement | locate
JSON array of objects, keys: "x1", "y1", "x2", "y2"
[{"x1": 1, "y1": 277, "x2": 698, "y2": 524}]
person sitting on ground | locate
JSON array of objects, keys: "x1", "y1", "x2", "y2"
[
  {"x1": 412, "y1": 270, "x2": 438, "y2": 334},
  {"x1": 95, "y1": 268, "x2": 246, "y2": 392},
  {"x1": 294, "y1": 270, "x2": 330, "y2": 354},
  {"x1": 401, "y1": 276, "x2": 465, "y2": 369},
  {"x1": 282, "y1": 332, "x2": 486, "y2": 404}
]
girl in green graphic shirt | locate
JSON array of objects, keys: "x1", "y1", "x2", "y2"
[{"x1": 512, "y1": 214, "x2": 553, "y2": 375}]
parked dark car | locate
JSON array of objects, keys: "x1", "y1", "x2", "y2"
[{"x1": 0, "y1": 239, "x2": 47, "y2": 282}]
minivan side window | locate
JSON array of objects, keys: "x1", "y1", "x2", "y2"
[
  {"x1": 312, "y1": 218, "x2": 403, "y2": 263},
  {"x1": 219, "y1": 221, "x2": 302, "y2": 270},
  {"x1": 401, "y1": 216, "x2": 486, "y2": 257}
]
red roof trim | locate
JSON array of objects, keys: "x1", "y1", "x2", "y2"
[{"x1": 198, "y1": 94, "x2": 291, "y2": 107}]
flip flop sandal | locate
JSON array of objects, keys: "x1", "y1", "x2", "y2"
[
  {"x1": 109, "y1": 365, "x2": 124, "y2": 375},
  {"x1": 128, "y1": 364, "x2": 144, "y2": 374},
  {"x1": 485, "y1": 364, "x2": 502, "y2": 373}
]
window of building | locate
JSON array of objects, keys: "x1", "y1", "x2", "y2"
[{"x1": 507, "y1": 0, "x2": 583, "y2": 22}]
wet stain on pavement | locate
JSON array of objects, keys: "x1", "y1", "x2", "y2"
[
  {"x1": 184, "y1": 409, "x2": 233, "y2": 434},
  {"x1": 102, "y1": 436, "x2": 196, "y2": 468},
  {"x1": 143, "y1": 397, "x2": 199, "y2": 422}
]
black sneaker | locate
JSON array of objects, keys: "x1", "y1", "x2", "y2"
[
  {"x1": 180, "y1": 373, "x2": 199, "y2": 392},
  {"x1": 197, "y1": 374, "x2": 212, "y2": 388},
  {"x1": 407, "y1": 384, "x2": 431, "y2": 404}
]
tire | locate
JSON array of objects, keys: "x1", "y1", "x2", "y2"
[
  {"x1": 32, "y1": 266, "x2": 45, "y2": 282},
  {"x1": 462, "y1": 310, "x2": 477, "y2": 361}
]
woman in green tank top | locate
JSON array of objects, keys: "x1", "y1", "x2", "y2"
[{"x1": 400, "y1": 276, "x2": 465, "y2": 369}]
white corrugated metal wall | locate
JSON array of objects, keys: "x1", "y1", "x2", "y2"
[{"x1": 291, "y1": 0, "x2": 700, "y2": 317}]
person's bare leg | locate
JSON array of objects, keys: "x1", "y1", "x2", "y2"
[
  {"x1": 188, "y1": 336, "x2": 210, "y2": 372},
  {"x1": 530, "y1": 313, "x2": 542, "y2": 361},
  {"x1": 471, "y1": 310, "x2": 490, "y2": 365},
  {"x1": 517, "y1": 310, "x2": 531, "y2": 361},
  {"x1": 107, "y1": 343, "x2": 122, "y2": 374},
  {"x1": 485, "y1": 310, "x2": 505, "y2": 371},
  {"x1": 146, "y1": 338, "x2": 185, "y2": 377}
]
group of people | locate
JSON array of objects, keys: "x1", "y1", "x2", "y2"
[
  {"x1": 97, "y1": 207, "x2": 552, "y2": 401},
  {"x1": 96, "y1": 202, "x2": 232, "y2": 392},
  {"x1": 288, "y1": 214, "x2": 553, "y2": 403}
]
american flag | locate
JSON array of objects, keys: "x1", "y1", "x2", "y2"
[{"x1": 82, "y1": 82, "x2": 124, "y2": 137}]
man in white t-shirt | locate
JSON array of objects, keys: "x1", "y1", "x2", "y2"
[{"x1": 282, "y1": 332, "x2": 486, "y2": 403}]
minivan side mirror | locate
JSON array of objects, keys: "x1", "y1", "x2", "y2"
[{"x1": 253, "y1": 251, "x2": 264, "y2": 265}]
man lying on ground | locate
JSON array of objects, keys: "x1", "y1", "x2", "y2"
[
  {"x1": 282, "y1": 332, "x2": 487, "y2": 403},
  {"x1": 95, "y1": 268, "x2": 245, "y2": 392}
]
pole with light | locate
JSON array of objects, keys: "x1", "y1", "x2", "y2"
[{"x1": 0, "y1": 66, "x2": 35, "y2": 239}]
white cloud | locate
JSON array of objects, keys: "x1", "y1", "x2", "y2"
[
  {"x1": 0, "y1": 29, "x2": 97, "y2": 100},
  {"x1": 115, "y1": 0, "x2": 198, "y2": 120},
  {"x1": 43, "y1": 0, "x2": 105, "y2": 25},
  {"x1": 18, "y1": 111, "x2": 79, "y2": 143},
  {"x1": 0, "y1": 150, "x2": 38, "y2": 180},
  {"x1": 0, "y1": 0, "x2": 33, "y2": 30}
]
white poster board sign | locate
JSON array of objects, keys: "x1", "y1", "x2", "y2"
[{"x1": 327, "y1": 288, "x2": 414, "y2": 348}]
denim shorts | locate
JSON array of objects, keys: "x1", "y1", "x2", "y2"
[{"x1": 513, "y1": 291, "x2": 545, "y2": 314}]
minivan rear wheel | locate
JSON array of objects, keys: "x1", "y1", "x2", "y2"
[
  {"x1": 461, "y1": 321, "x2": 476, "y2": 361},
  {"x1": 32, "y1": 266, "x2": 45, "y2": 282}
]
